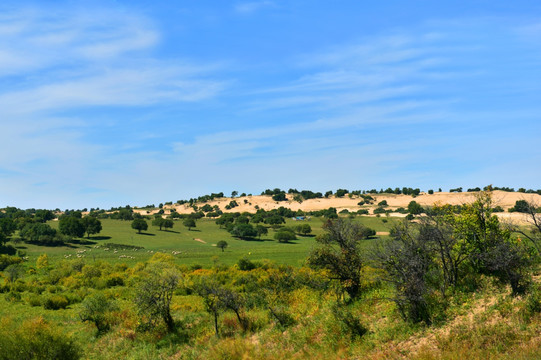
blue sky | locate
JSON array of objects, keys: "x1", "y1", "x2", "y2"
[{"x1": 1, "y1": 1, "x2": 540, "y2": 209}]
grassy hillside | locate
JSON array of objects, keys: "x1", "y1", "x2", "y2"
[{"x1": 16, "y1": 216, "x2": 397, "y2": 267}]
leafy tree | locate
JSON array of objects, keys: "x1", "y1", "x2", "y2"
[
  {"x1": 408, "y1": 200, "x2": 423, "y2": 215},
  {"x1": 512, "y1": 200, "x2": 541, "y2": 254},
  {"x1": 152, "y1": 217, "x2": 165, "y2": 230},
  {"x1": 34, "y1": 209, "x2": 55, "y2": 223},
  {"x1": 308, "y1": 218, "x2": 371, "y2": 300},
  {"x1": 229, "y1": 223, "x2": 257, "y2": 239},
  {"x1": 295, "y1": 223, "x2": 312, "y2": 236},
  {"x1": 256, "y1": 224, "x2": 268, "y2": 239},
  {"x1": 134, "y1": 263, "x2": 181, "y2": 332},
  {"x1": 265, "y1": 215, "x2": 285, "y2": 226},
  {"x1": 81, "y1": 216, "x2": 102, "y2": 238},
  {"x1": 272, "y1": 192, "x2": 287, "y2": 201},
  {"x1": 510, "y1": 200, "x2": 531, "y2": 213},
  {"x1": 194, "y1": 280, "x2": 225, "y2": 337},
  {"x1": 193, "y1": 280, "x2": 251, "y2": 335},
  {"x1": 216, "y1": 240, "x2": 228, "y2": 252},
  {"x1": 375, "y1": 221, "x2": 434, "y2": 324},
  {"x1": 131, "y1": 219, "x2": 148, "y2": 234},
  {"x1": 163, "y1": 219, "x2": 174, "y2": 231},
  {"x1": 231, "y1": 190, "x2": 238, "y2": 198},
  {"x1": 20, "y1": 223, "x2": 59, "y2": 245},
  {"x1": 235, "y1": 215, "x2": 250, "y2": 224},
  {"x1": 79, "y1": 292, "x2": 118, "y2": 335},
  {"x1": 0, "y1": 218, "x2": 16, "y2": 246},
  {"x1": 274, "y1": 228, "x2": 297, "y2": 243},
  {"x1": 201, "y1": 204, "x2": 213, "y2": 212},
  {"x1": 4, "y1": 263, "x2": 25, "y2": 283},
  {"x1": 59, "y1": 216, "x2": 85, "y2": 238},
  {"x1": 216, "y1": 213, "x2": 235, "y2": 228},
  {"x1": 117, "y1": 208, "x2": 134, "y2": 221},
  {"x1": 335, "y1": 189, "x2": 348, "y2": 197},
  {"x1": 183, "y1": 218, "x2": 196, "y2": 231}
]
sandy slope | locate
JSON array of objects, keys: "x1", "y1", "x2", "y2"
[{"x1": 134, "y1": 190, "x2": 540, "y2": 224}]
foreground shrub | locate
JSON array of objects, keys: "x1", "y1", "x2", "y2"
[
  {"x1": 0, "y1": 255, "x2": 22, "y2": 271},
  {"x1": 0, "y1": 317, "x2": 81, "y2": 360},
  {"x1": 135, "y1": 263, "x2": 181, "y2": 332},
  {"x1": 79, "y1": 292, "x2": 118, "y2": 335},
  {"x1": 43, "y1": 295, "x2": 69, "y2": 310}
]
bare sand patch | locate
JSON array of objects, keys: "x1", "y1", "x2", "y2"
[{"x1": 135, "y1": 190, "x2": 541, "y2": 225}]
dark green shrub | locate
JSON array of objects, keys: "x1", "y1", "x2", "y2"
[
  {"x1": 106, "y1": 275, "x2": 124, "y2": 287},
  {"x1": 237, "y1": 257, "x2": 256, "y2": 271},
  {"x1": 43, "y1": 295, "x2": 69, "y2": 310},
  {"x1": 332, "y1": 304, "x2": 368, "y2": 339},
  {"x1": 0, "y1": 255, "x2": 22, "y2": 271},
  {"x1": 79, "y1": 292, "x2": 118, "y2": 334},
  {"x1": 0, "y1": 317, "x2": 81, "y2": 360},
  {"x1": 26, "y1": 294, "x2": 42, "y2": 307}
]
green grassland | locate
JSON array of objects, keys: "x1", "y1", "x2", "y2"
[
  {"x1": 16, "y1": 216, "x2": 398, "y2": 267},
  {"x1": 4, "y1": 207, "x2": 539, "y2": 360}
]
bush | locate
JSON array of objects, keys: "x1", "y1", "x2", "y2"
[
  {"x1": 43, "y1": 295, "x2": 69, "y2": 310},
  {"x1": 26, "y1": 293, "x2": 43, "y2": 307},
  {"x1": 0, "y1": 317, "x2": 81, "y2": 360},
  {"x1": 274, "y1": 229, "x2": 297, "y2": 243},
  {"x1": 332, "y1": 304, "x2": 368, "y2": 339},
  {"x1": 237, "y1": 257, "x2": 256, "y2": 271},
  {"x1": 79, "y1": 292, "x2": 118, "y2": 334},
  {"x1": 0, "y1": 254, "x2": 23, "y2": 271}
]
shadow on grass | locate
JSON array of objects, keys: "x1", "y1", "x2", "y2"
[
  {"x1": 233, "y1": 237, "x2": 274, "y2": 242},
  {"x1": 0, "y1": 245, "x2": 17, "y2": 255},
  {"x1": 88, "y1": 236, "x2": 112, "y2": 241},
  {"x1": 136, "y1": 232, "x2": 156, "y2": 236},
  {"x1": 69, "y1": 239, "x2": 97, "y2": 245},
  {"x1": 159, "y1": 230, "x2": 180, "y2": 234}
]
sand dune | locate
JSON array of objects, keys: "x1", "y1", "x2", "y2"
[{"x1": 133, "y1": 190, "x2": 540, "y2": 225}]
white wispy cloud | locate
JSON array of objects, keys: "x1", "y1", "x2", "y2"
[
  {"x1": 0, "y1": 5, "x2": 227, "y2": 208},
  {"x1": 234, "y1": 1, "x2": 275, "y2": 14}
]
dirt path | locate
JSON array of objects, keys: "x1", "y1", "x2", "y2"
[{"x1": 193, "y1": 238, "x2": 206, "y2": 244}]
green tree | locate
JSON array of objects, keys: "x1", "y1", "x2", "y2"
[
  {"x1": 308, "y1": 218, "x2": 370, "y2": 301},
  {"x1": 229, "y1": 223, "x2": 257, "y2": 239},
  {"x1": 183, "y1": 218, "x2": 196, "y2": 231},
  {"x1": 59, "y1": 216, "x2": 85, "y2": 238},
  {"x1": 256, "y1": 224, "x2": 268, "y2": 239},
  {"x1": 216, "y1": 240, "x2": 228, "y2": 252},
  {"x1": 510, "y1": 200, "x2": 531, "y2": 213},
  {"x1": 79, "y1": 292, "x2": 118, "y2": 335},
  {"x1": 152, "y1": 217, "x2": 165, "y2": 230},
  {"x1": 81, "y1": 216, "x2": 102, "y2": 238},
  {"x1": 0, "y1": 218, "x2": 16, "y2": 246},
  {"x1": 408, "y1": 201, "x2": 423, "y2": 215},
  {"x1": 134, "y1": 263, "x2": 181, "y2": 332},
  {"x1": 295, "y1": 223, "x2": 312, "y2": 236},
  {"x1": 131, "y1": 219, "x2": 148, "y2": 234},
  {"x1": 274, "y1": 228, "x2": 297, "y2": 243},
  {"x1": 163, "y1": 219, "x2": 174, "y2": 231},
  {"x1": 20, "y1": 223, "x2": 59, "y2": 245}
]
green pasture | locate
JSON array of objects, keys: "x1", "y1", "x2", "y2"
[{"x1": 11, "y1": 216, "x2": 398, "y2": 267}]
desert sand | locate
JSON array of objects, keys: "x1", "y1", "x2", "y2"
[{"x1": 132, "y1": 190, "x2": 540, "y2": 225}]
